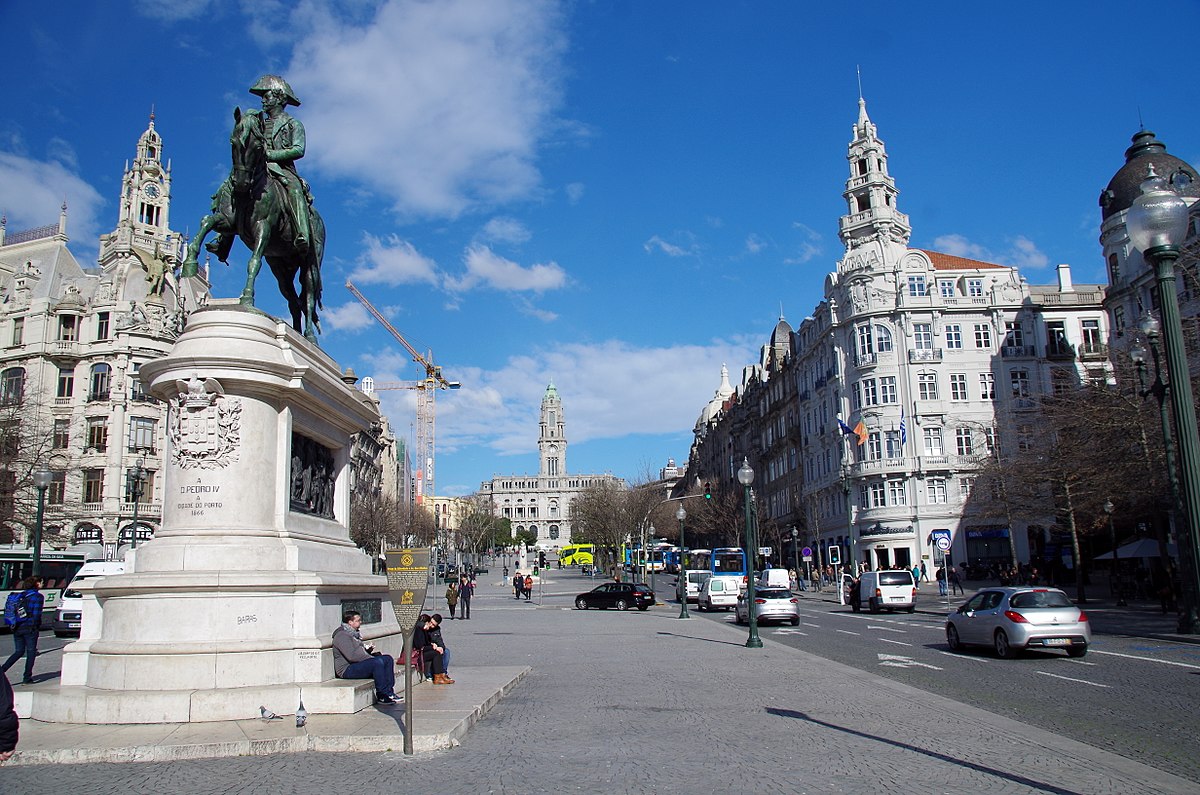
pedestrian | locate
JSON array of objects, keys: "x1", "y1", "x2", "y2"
[
  {"x1": 444, "y1": 579, "x2": 459, "y2": 619},
  {"x1": 429, "y1": 613, "x2": 452, "y2": 674},
  {"x1": 3, "y1": 576, "x2": 44, "y2": 684},
  {"x1": 950, "y1": 566, "x2": 964, "y2": 595},
  {"x1": 414, "y1": 615, "x2": 453, "y2": 685},
  {"x1": 936, "y1": 565, "x2": 947, "y2": 596},
  {"x1": 512, "y1": 572, "x2": 523, "y2": 599},
  {"x1": 911, "y1": 564, "x2": 921, "y2": 591},
  {"x1": 523, "y1": 574, "x2": 534, "y2": 601},
  {"x1": 0, "y1": 670, "x2": 16, "y2": 762},
  {"x1": 920, "y1": 561, "x2": 929, "y2": 582},
  {"x1": 457, "y1": 574, "x2": 473, "y2": 619}
]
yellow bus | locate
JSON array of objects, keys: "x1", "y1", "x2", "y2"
[{"x1": 559, "y1": 544, "x2": 595, "y2": 566}]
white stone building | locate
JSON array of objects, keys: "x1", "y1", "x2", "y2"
[{"x1": 480, "y1": 382, "x2": 624, "y2": 551}]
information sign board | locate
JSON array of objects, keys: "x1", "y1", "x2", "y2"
[{"x1": 385, "y1": 547, "x2": 432, "y2": 635}]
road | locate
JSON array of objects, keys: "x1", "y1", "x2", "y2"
[{"x1": 684, "y1": 586, "x2": 1200, "y2": 783}]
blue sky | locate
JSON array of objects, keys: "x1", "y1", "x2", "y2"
[{"x1": 3, "y1": 1, "x2": 1199, "y2": 496}]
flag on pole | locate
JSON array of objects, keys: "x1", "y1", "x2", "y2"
[
  {"x1": 837, "y1": 418, "x2": 855, "y2": 437},
  {"x1": 899, "y1": 407, "x2": 907, "y2": 446},
  {"x1": 853, "y1": 421, "x2": 868, "y2": 446}
]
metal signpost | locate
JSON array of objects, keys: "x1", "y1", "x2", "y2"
[
  {"x1": 385, "y1": 547, "x2": 431, "y2": 755},
  {"x1": 931, "y1": 530, "x2": 952, "y2": 612}
]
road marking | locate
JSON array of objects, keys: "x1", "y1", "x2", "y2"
[
  {"x1": 877, "y1": 653, "x2": 942, "y2": 670},
  {"x1": 836, "y1": 629, "x2": 860, "y2": 636},
  {"x1": 1036, "y1": 671, "x2": 1110, "y2": 688},
  {"x1": 801, "y1": 622, "x2": 822, "y2": 628},
  {"x1": 938, "y1": 650, "x2": 989, "y2": 662},
  {"x1": 878, "y1": 638, "x2": 913, "y2": 647},
  {"x1": 1090, "y1": 649, "x2": 1200, "y2": 670},
  {"x1": 774, "y1": 629, "x2": 808, "y2": 636},
  {"x1": 867, "y1": 625, "x2": 908, "y2": 633},
  {"x1": 1062, "y1": 658, "x2": 1097, "y2": 666}
]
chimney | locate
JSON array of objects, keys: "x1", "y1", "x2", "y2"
[{"x1": 1056, "y1": 263, "x2": 1073, "y2": 292}]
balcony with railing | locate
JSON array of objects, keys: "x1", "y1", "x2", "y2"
[
  {"x1": 1000, "y1": 345, "x2": 1036, "y2": 358},
  {"x1": 855, "y1": 352, "x2": 877, "y2": 368},
  {"x1": 908, "y1": 348, "x2": 943, "y2": 363},
  {"x1": 1078, "y1": 342, "x2": 1109, "y2": 360},
  {"x1": 1045, "y1": 343, "x2": 1076, "y2": 361},
  {"x1": 50, "y1": 340, "x2": 80, "y2": 359}
]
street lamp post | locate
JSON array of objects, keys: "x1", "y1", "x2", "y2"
[
  {"x1": 676, "y1": 504, "x2": 689, "y2": 619},
  {"x1": 127, "y1": 459, "x2": 147, "y2": 550},
  {"x1": 791, "y1": 527, "x2": 801, "y2": 591},
  {"x1": 1126, "y1": 167, "x2": 1200, "y2": 634},
  {"x1": 1103, "y1": 499, "x2": 1126, "y2": 607},
  {"x1": 30, "y1": 469, "x2": 53, "y2": 577},
  {"x1": 738, "y1": 457, "x2": 762, "y2": 649}
]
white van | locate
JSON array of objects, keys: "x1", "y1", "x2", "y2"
[
  {"x1": 849, "y1": 570, "x2": 916, "y2": 613},
  {"x1": 680, "y1": 570, "x2": 712, "y2": 603},
  {"x1": 698, "y1": 576, "x2": 741, "y2": 611},
  {"x1": 757, "y1": 568, "x2": 791, "y2": 590},
  {"x1": 53, "y1": 561, "x2": 125, "y2": 637}
]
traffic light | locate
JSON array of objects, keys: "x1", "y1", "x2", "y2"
[
  {"x1": 538, "y1": 550, "x2": 547, "y2": 567},
  {"x1": 704, "y1": 481, "x2": 712, "y2": 500},
  {"x1": 827, "y1": 545, "x2": 841, "y2": 565}
]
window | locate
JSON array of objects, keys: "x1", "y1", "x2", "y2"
[
  {"x1": 83, "y1": 469, "x2": 104, "y2": 504},
  {"x1": 927, "y1": 479, "x2": 948, "y2": 504},
  {"x1": 861, "y1": 379, "x2": 878, "y2": 406},
  {"x1": 958, "y1": 477, "x2": 974, "y2": 499},
  {"x1": 879, "y1": 376, "x2": 897, "y2": 404},
  {"x1": 885, "y1": 430, "x2": 902, "y2": 459},
  {"x1": 96, "y1": 311, "x2": 111, "y2": 340},
  {"x1": 1011, "y1": 369, "x2": 1031, "y2": 398},
  {"x1": 938, "y1": 279, "x2": 956, "y2": 298},
  {"x1": 53, "y1": 419, "x2": 70, "y2": 449},
  {"x1": 874, "y1": 324, "x2": 893, "y2": 353},
  {"x1": 955, "y1": 427, "x2": 974, "y2": 456},
  {"x1": 1081, "y1": 319, "x2": 1102, "y2": 351},
  {"x1": 888, "y1": 480, "x2": 907, "y2": 506},
  {"x1": 979, "y1": 373, "x2": 996, "y2": 400},
  {"x1": 125, "y1": 468, "x2": 153, "y2": 504},
  {"x1": 908, "y1": 275, "x2": 928, "y2": 296},
  {"x1": 950, "y1": 373, "x2": 968, "y2": 401},
  {"x1": 1047, "y1": 321, "x2": 1070, "y2": 356},
  {"x1": 967, "y1": 278, "x2": 984, "y2": 297},
  {"x1": 10, "y1": 318, "x2": 23, "y2": 347},
  {"x1": 984, "y1": 426, "x2": 997, "y2": 454},
  {"x1": 923, "y1": 427, "x2": 943, "y2": 456},
  {"x1": 857, "y1": 325, "x2": 874, "y2": 356},
  {"x1": 868, "y1": 481, "x2": 886, "y2": 508},
  {"x1": 944, "y1": 324, "x2": 963, "y2": 349},
  {"x1": 867, "y1": 432, "x2": 881, "y2": 461},
  {"x1": 129, "y1": 417, "x2": 156, "y2": 452},
  {"x1": 48, "y1": 472, "x2": 66, "y2": 505},
  {"x1": 973, "y1": 324, "x2": 992, "y2": 349},
  {"x1": 914, "y1": 323, "x2": 933, "y2": 350},
  {"x1": 0, "y1": 368, "x2": 24, "y2": 405},
  {"x1": 918, "y1": 372, "x2": 938, "y2": 400},
  {"x1": 89, "y1": 363, "x2": 111, "y2": 401},
  {"x1": 58, "y1": 315, "x2": 78, "y2": 342},
  {"x1": 57, "y1": 368, "x2": 74, "y2": 399},
  {"x1": 1108, "y1": 253, "x2": 1120, "y2": 283},
  {"x1": 1004, "y1": 322, "x2": 1024, "y2": 348},
  {"x1": 86, "y1": 417, "x2": 108, "y2": 451},
  {"x1": 130, "y1": 363, "x2": 149, "y2": 401}
]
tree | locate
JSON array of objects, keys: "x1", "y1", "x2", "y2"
[
  {"x1": 348, "y1": 487, "x2": 405, "y2": 568},
  {"x1": 0, "y1": 387, "x2": 71, "y2": 546}
]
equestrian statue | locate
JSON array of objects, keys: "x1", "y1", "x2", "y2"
[{"x1": 181, "y1": 75, "x2": 325, "y2": 344}]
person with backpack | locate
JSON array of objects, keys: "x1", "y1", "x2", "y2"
[{"x1": 3, "y1": 576, "x2": 44, "y2": 684}]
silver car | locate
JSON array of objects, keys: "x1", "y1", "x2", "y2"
[
  {"x1": 735, "y1": 587, "x2": 800, "y2": 626},
  {"x1": 946, "y1": 587, "x2": 1090, "y2": 658}
]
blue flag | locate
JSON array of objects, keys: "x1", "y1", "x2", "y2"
[
  {"x1": 837, "y1": 418, "x2": 855, "y2": 436},
  {"x1": 899, "y1": 407, "x2": 907, "y2": 446}
]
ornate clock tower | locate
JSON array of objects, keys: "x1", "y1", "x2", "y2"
[{"x1": 538, "y1": 382, "x2": 567, "y2": 478}]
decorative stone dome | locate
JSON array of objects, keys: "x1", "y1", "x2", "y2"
[{"x1": 1100, "y1": 129, "x2": 1200, "y2": 221}]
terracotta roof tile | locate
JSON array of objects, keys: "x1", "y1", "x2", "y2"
[{"x1": 919, "y1": 249, "x2": 1008, "y2": 271}]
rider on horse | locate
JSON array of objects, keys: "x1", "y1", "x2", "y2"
[{"x1": 206, "y1": 75, "x2": 314, "y2": 260}]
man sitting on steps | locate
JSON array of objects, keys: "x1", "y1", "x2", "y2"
[{"x1": 332, "y1": 611, "x2": 400, "y2": 704}]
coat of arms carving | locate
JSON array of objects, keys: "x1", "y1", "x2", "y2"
[{"x1": 169, "y1": 375, "x2": 242, "y2": 469}]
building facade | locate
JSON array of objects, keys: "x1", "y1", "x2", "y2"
[
  {"x1": 480, "y1": 382, "x2": 624, "y2": 551},
  {"x1": 0, "y1": 115, "x2": 210, "y2": 555},
  {"x1": 689, "y1": 99, "x2": 1113, "y2": 573}
]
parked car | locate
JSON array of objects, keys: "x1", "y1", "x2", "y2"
[
  {"x1": 945, "y1": 587, "x2": 1090, "y2": 659},
  {"x1": 847, "y1": 570, "x2": 917, "y2": 613},
  {"x1": 675, "y1": 570, "x2": 712, "y2": 603},
  {"x1": 735, "y1": 587, "x2": 800, "y2": 626},
  {"x1": 575, "y1": 582, "x2": 655, "y2": 611},
  {"x1": 697, "y1": 576, "x2": 741, "y2": 612}
]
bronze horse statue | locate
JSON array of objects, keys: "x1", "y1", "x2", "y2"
[{"x1": 182, "y1": 107, "x2": 325, "y2": 343}]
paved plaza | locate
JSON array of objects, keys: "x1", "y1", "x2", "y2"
[{"x1": 3, "y1": 571, "x2": 1197, "y2": 794}]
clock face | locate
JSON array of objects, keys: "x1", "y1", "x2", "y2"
[{"x1": 143, "y1": 182, "x2": 160, "y2": 199}]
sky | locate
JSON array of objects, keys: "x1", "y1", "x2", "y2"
[{"x1": 3, "y1": 1, "x2": 1200, "y2": 497}]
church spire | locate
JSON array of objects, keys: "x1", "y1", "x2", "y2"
[{"x1": 838, "y1": 96, "x2": 911, "y2": 250}]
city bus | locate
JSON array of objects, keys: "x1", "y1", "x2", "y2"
[
  {"x1": 0, "y1": 545, "x2": 102, "y2": 629},
  {"x1": 708, "y1": 547, "x2": 747, "y2": 578},
  {"x1": 558, "y1": 543, "x2": 595, "y2": 566}
]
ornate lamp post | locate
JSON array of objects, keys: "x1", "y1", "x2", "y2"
[
  {"x1": 1126, "y1": 167, "x2": 1200, "y2": 633},
  {"x1": 30, "y1": 469, "x2": 53, "y2": 577},
  {"x1": 738, "y1": 457, "x2": 762, "y2": 649},
  {"x1": 676, "y1": 504, "x2": 689, "y2": 619},
  {"x1": 127, "y1": 459, "x2": 147, "y2": 550},
  {"x1": 791, "y1": 526, "x2": 801, "y2": 591},
  {"x1": 1103, "y1": 499, "x2": 1126, "y2": 607}
]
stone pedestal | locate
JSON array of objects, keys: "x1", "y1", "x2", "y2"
[{"x1": 43, "y1": 303, "x2": 403, "y2": 723}]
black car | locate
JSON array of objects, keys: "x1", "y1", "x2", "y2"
[{"x1": 575, "y1": 582, "x2": 655, "y2": 611}]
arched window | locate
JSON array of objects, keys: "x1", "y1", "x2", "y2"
[
  {"x1": 90, "y1": 363, "x2": 111, "y2": 402},
  {"x1": 1, "y1": 367, "x2": 24, "y2": 405},
  {"x1": 873, "y1": 324, "x2": 893, "y2": 353}
]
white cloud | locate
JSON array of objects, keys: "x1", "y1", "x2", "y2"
[
  {"x1": 322, "y1": 301, "x2": 374, "y2": 332},
  {"x1": 446, "y1": 244, "x2": 566, "y2": 293},
  {"x1": 643, "y1": 235, "x2": 690, "y2": 257},
  {"x1": 932, "y1": 233, "x2": 1051, "y2": 270},
  {"x1": 283, "y1": 0, "x2": 569, "y2": 218},
  {"x1": 783, "y1": 222, "x2": 822, "y2": 264},
  {"x1": 349, "y1": 233, "x2": 440, "y2": 286},
  {"x1": 745, "y1": 233, "x2": 767, "y2": 254},
  {"x1": 515, "y1": 295, "x2": 557, "y2": 322},
  {"x1": 565, "y1": 182, "x2": 585, "y2": 204},
  {"x1": 479, "y1": 216, "x2": 531, "y2": 245},
  {"x1": 0, "y1": 151, "x2": 106, "y2": 249}
]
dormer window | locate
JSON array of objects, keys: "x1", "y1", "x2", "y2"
[{"x1": 58, "y1": 315, "x2": 78, "y2": 342}]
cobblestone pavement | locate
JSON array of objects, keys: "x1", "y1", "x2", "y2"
[{"x1": 3, "y1": 572, "x2": 1195, "y2": 794}]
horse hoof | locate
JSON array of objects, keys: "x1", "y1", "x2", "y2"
[{"x1": 239, "y1": 293, "x2": 255, "y2": 306}]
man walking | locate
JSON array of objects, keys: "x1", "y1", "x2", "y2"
[
  {"x1": 457, "y1": 574, "x2": 473, "y2": 619},
  {"x1": 950, "y1": 566, "x2": 964, "y2": 595},
  {"x1": 512, "y1": 572, "x2": 523, "y2": 600},
  {"x1": 936, "y1": 565, "x2": 948, "y2": 597},
  {"x1": 3, "y1": 577, "x2": 44, "y2": 684}
]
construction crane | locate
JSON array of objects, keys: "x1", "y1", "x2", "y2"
[{"x1": 345, "y1": 280, "x2": 460, "y2": 504}]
